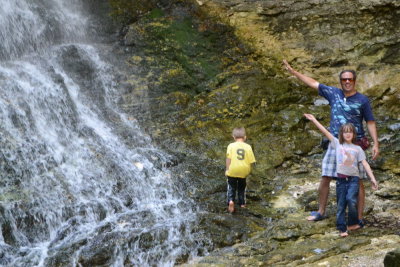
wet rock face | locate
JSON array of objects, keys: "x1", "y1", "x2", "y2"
[
  {"x1": 258, "y1": 0, "x2": 400, "y2": 64},
  {"x1": 111, "y1": 0, "x2": 400, "y2": 266},
  {"x1": 195, "y1": 0, "x2": 400, "y2": 117}
]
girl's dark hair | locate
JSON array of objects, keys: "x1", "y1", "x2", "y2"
[{"x1": 339, "y1": 123, "x2": 357, "y2": 144}]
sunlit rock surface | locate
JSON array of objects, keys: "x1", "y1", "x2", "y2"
[{"x1": 114, "y1": 0, "x2": 400, "y2": 265}]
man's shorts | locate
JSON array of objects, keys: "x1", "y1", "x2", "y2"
[{"x1": 322, "y1": 143, "x2": 367, "y2": 179}]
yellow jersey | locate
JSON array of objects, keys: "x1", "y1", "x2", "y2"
[{"x1": 226, "y1": 141, "x2": 256, "y2": 178}]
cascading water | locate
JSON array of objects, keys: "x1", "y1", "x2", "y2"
[{"x1": 0, "y1": 1, "x2": 206, "y2": 266}]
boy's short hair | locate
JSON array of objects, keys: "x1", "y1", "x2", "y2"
[{"x1": 232, "y1": 127, "x2": 246, "y2": 139}]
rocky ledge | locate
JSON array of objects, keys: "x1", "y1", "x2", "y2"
[{"x1": 113, "y1": 0, "x2": 400, "y2": 265}]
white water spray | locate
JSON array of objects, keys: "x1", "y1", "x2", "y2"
[{"x1": 0, "y1": 1, "x2": 205, "y2": 266}]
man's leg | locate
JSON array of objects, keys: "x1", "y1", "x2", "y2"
[
  {"x1": 318, "y1": 176, "x2": 332, "y2": 215},
  {"x1": 310, "y1": 143, "x2": 336, "y2": 221},
  {"x1": 357, "y1": 159, "x2": 367, "y2": 225},
  {"x1": 307, "y1": 176, "x2": 331, "y2": 221}
]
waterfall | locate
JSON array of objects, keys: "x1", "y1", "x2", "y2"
[{"x1": 0, "y1": 1, "x2": 205, "y2": 266}]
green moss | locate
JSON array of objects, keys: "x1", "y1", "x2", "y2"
[
  {"x1": 148, "y1": 8, "x2": 164, "y2": 19},
  {"x1": 108, "y1": 0, "x2": 157, "y2": 23},
  {"x1": 132, "y1": 11, "x2": 234, "y2": 95}
]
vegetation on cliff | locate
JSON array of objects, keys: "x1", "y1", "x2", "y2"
[{"x1": 109, "y1": 0, "x2": 400, "y2": 265}]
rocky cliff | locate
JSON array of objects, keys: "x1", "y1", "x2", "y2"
[{"x1": 114, "y1": 0, "x2": 400, "y2": 265}]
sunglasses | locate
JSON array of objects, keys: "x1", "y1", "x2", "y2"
[{"x1": 340, "y1": 78, "x2": 354, "y2": 82}]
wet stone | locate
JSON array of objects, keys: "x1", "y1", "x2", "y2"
[{"x1": 384, "y1": 248, "x2": 400, "y2": 267}]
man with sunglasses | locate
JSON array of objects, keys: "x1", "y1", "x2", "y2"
[{"x1": 282, "y1": 60, "x2": 379, "y2": 228}]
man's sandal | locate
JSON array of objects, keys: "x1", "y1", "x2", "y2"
[{"x1": 307, "y1": 211, "x2": 326, "y2": 221}]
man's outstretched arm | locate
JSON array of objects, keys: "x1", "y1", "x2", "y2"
[{"x1": 283, "y1": 60, "x2": 320, "y2": 90}]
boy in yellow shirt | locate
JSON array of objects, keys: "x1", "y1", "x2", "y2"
[{"x1": 226, "y1": 127, "x2": 256, "y2": 213}]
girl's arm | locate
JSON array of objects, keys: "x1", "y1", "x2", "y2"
[
  {"x1": 361, "y1": 159, "x2": 378, "y2": 190},
  {"x1": 304, "y1": 114, "x2": 335, "y2": 142}
]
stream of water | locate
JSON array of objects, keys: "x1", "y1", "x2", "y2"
[{"x1": 0, "y1": 1, "x2": 204, "y2": 266}]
